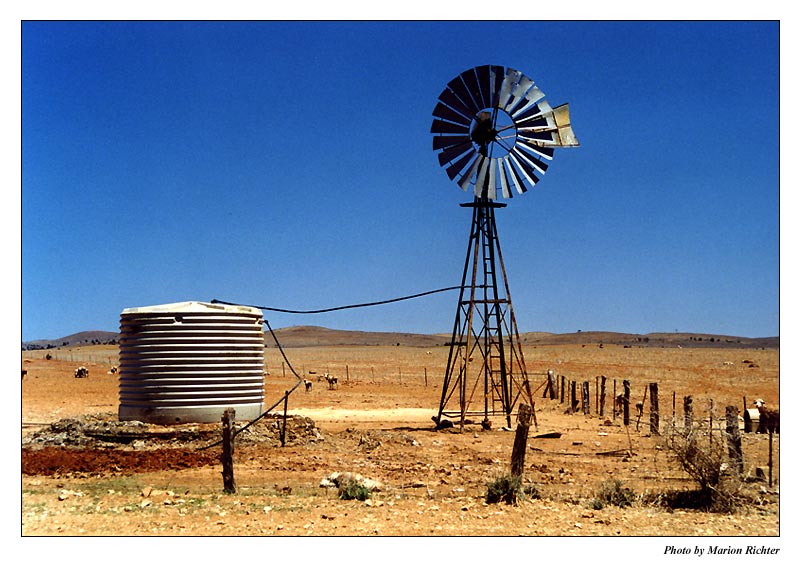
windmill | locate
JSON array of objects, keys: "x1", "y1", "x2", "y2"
[{"x1": 431, "y1": 65, "x2": 579, "y2": 430}]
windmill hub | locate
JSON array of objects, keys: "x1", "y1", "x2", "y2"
[{"x1": 471, "y1": 109, "x2": 516, "y2": 158}]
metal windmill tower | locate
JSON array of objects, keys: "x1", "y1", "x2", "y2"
[{"x1": 430, "y1": 65, "x2": 579, "y2": 429}]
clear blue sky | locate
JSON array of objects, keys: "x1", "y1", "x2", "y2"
[{"x1": 21, "y1": 21, "x2": 780, "y2": 341}]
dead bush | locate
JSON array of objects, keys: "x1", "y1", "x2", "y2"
[{"x1": 661, "y1": 424, "x2": 745, "y2": 513}]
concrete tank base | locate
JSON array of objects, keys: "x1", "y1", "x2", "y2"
[{"x1": 119, "y1": 403, "x2": 264, "y2": 425}]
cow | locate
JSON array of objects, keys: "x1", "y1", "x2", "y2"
[
  {"x1": 303, "y1": 379, "x2": 313, "y2": 392},
  {"x1": 74, "y1": 366, "x2": 89, "y2": 379}
]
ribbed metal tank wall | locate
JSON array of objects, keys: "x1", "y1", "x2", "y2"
[{"x1": 118, "y1": 301, "x2": 265, "y2": 424}]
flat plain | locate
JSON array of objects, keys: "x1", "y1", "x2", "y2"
[{"x1": 21, "y1": 337, "x2": 780, "y2": 537}]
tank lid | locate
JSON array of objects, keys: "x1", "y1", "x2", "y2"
[{"x1": 121, "y1": 301, "x2": 261, "y2": 316}]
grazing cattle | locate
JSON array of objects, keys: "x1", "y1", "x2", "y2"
[
  {"x1": 303, "y1": 379, "x2": 313, "y2": 392},
  {"x1": 325, "y1": 374, "x2": 338, "y2": 390},
  {"x1": 614, "y1": 394, "x2": 626, "y2": 413},
  {"x1": 107, "y1": 366, "x2": 118, "y2": 375},
  {"x1": 74, "y1": 366, "x2": 89, "y2": 379},
  {"x1": 753, "y1": 399, "x2": 780, "y2": 434}
]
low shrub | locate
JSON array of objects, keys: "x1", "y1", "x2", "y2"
[
  {"x1": 590, "y1": 479, "x2": 636, "y2": 509},
  {"x1": 338, "y1": 480, "x2": 371, "y2": 501},
  {"x1": 486, "y1": 475, "x2": 540, "y2": 505}
]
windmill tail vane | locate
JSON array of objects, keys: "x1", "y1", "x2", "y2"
[{"x1": 430, "y1": 65, "x2": 578, "y2": 429}]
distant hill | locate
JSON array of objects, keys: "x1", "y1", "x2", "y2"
[
  {"x1": 22, "y1": 326, "x2": 778, "y2": 350},
  {"x1": 22, "y1": 331, "x2": 118, "y2": 350}
]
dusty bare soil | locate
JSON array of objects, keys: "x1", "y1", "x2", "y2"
[{"x1": 21, "y1": 343, "x2": 780, "y2": 538}]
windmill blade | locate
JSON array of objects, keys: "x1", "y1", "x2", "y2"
[
  {"x1": 433, "y1": 102, "x2": 471, "y2": 126},
  {"x1": 488, "y1": 65, "x2": 504, "y2": 107},
  {"x1": 516, "y1": 137, "x2": 555, "y2": 160},
  {"x1": 498, "y1": 68, "x2": 522, "y2": 110},
  {"x1": 474, "y1": 65, "x2": 492, "y2": 109},
  {"x1": 517, "y1": 137, "x2": 556, "y2": 161},
  {"x1": 510, "y1": 87, "x2": 547, "y2": 118},
  {"x1": 447, "y1": 76, "x2": 480, "y2": 115},
  {"x1": 433, "y1": 133, "x2": 470, "y2": 151},
  {"x1": 474, "y1": 156, "x2": 491, "y2": 198},
  {"x1": 458, "y1": 155, "x2": 483, "y2": 192},
  {"x1": 514, "y1": 98, "x2": 552, "y2": 124},
  {"x1": 503, "y1": 155, "x2": 530, "y2": 194},
  {"x1": 487, "y1": 157, "x2": 498, "y2": 200},
  {"x1": 498, "y1": 157, "x2": 513, "y2": 198},
  {"x1": 438, "y1": 87, "x2": 475, "y2": 120},
  {"x1": 516, "y1": 115, "x2": 556, "y2": 132},
  {"x1": 437, "y1": 140, "x2": 473, "y2": 166},
  {"x1": 446, "y1": 151, "x2": 477, "y2": 181},
  {"x1": 461, "y1": 67, "x2": 486, "y2": 111},
  {"x1": 511, "y1": 146, "x2": 548, "y2": 175},
  {"x1": 518, "y1": 129, "x2": 559, "y2": 146},
  {"x1": 431, "y1": 119, "x2": 470, "y2": 135},
  {"x1": 508, "y1": 152, "x2": 539, "y2": 191},
  {"x1": 506, "y1": 76, "x2": 536, "y2": 114}
]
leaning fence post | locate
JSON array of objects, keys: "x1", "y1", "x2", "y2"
[
  {"x1": 725, "y1": 405, "x2": 743, "y2": 475},
  {"x1": 280, "y1": 391, "x2": 289, "y2": 447},
  {"x1": 510, "y1": 404, "x2": 533, "y2": 478},
  {"x1": 221, "y1": 408, "x2": 236, "y2": 494}
]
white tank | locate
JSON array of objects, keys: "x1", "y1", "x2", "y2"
[{"x1": 118, "y1": 301, "x2": 265, "y2": 424}]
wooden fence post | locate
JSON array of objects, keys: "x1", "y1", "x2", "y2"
[
  {"x1": 623, "y1": 380, "x2": 630, "y2": 426},
  {"x1": 280, "y1": 392, "x2": 289, "y2": 447},
  {"x1": 613, "y1": 379, "x2": 618, "y2": 420},
  {"x1": 768, "y1": 430, "x2": 774, "y2": 487},
  {"x1": 599, "y1": 375, "x2": 607, "y2": 416},
  {"x1": 560, "y1": 375, "x2": 565, "y2": 404},
  {"x1": 595, "y1": 376, "x2": 599, "y2": 414},
  {"x1": 510, "y1": 404, "x2": 533, "y2": 478},
  {"x1": 709, "y1": 400, "x2": 714, "y2": 449},
  {"x1": 424, "y1": 367, "x2": 428, "y2": 387},
  {"x1": 649, "y1": 382, "x2": 659, "y2": 435},
  {"x1": 221, "y1": 408, "x2": 236, "y2": 494},
  {"x1": 684, "y1": 395, "x2": 693, "y2": 430},
  {"x1": 725, "y1": 405, "x2": 743, "y2": 475},
  {"x1": 570, "y1": 381, "x2": 577, "y2": 414},
  {"x1": 582, "y1": 381, "x2": 590, "y2": 415}
]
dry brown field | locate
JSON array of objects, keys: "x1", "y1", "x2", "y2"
[{"x1": 22, "y1": 341, "x2": 780, "y2": 540}]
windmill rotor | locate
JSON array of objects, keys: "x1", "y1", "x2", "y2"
[{"x1": 431, "y1": 65, "x2": 579, "y2": 199}]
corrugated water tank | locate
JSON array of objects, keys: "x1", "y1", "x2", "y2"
[{"x1": 118, "y1": 301, "x2": 265, "y2": 424}]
